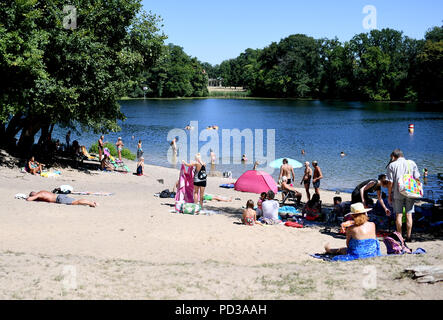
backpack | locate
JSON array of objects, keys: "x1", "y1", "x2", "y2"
[
  {"x1": 383, "y1": 231, "x2": 412, "y2": 254},
  {"x1": 197, "y1": 165, "x2": 207, "y2": 180},
  {"x1": 398, "y1": 160, "x2": 423, "y2": 199},
  {"x1": 159, "y1": 189, "x2": 171, "y2": 198}
]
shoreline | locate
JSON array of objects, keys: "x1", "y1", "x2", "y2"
[
  {"x1": 1, "y1": 155, "x2": 442, "y2": 299},
  {"x1": 119, "y1": 96, "x2": 443, "y2": 105}
]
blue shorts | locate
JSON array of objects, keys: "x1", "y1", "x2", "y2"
[
  {"x1": 56, "y1": 194, "x2": 74, "y2": 205},
  {"x1": 313, "y1": 180, "x2": 320, "y2": 189}
]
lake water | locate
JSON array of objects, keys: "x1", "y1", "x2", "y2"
[{"x1": 51, "y1": 99, "x2": 443, "y2": 194}]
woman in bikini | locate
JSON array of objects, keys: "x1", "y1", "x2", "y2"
[
  {"x1": 27, "y1": 156, "x2": 43, "y2": 175},
  {"x1": 182, "y1": 153, "x2": 207, "y2": 208}
]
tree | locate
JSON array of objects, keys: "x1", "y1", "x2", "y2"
[{"x1": 0, "y1": 0, "x2": 166, "y2": 153}]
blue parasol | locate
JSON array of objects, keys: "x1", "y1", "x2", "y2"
[{"x1": 269, "y1": 158, "x2": 303, "y2": 169}]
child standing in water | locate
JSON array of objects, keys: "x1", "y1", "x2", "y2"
[{"x1": 137, "y1": 140, "x2": 143, "y2": 160}]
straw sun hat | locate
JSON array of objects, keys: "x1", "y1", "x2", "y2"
[{"x1": 345, "y1": 202, "x2": 372, "y2": 217}]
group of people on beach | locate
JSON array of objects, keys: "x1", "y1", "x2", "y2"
[{"x1": 238, "y1": 148, "x2": 421, "y2": 261}]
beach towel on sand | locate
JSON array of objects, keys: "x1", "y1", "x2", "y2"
[
  {"x1": 175, "y1": 164, "x2": 197, "y2": 204},
  {"x1": 311, "y1": 239, "x2": 426, "y2": 262}
]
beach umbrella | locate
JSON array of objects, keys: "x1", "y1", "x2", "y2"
[
  {"x1": 234, "y1": 170, "x2": 278, "y2": 194},
  {"x1": 269, "y1": 158, "x2": 303, "y2": 169}
]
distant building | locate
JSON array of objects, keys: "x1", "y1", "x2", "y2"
[{"x1": 208, "y1": 77, "x2": 223, "y2": 87}]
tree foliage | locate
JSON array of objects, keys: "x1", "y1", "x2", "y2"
[
  {"x1": 210, "y1": 26, "x2": 443, "y2": 102},
  {"x1": 0, "y1": 0, "x2": 166, "y2": 153}
]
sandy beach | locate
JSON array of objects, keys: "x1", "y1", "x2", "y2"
[{"x1": 0, "y1": 155, "x2": 442, "y2": 300}]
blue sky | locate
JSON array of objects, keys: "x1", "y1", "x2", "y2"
[{"x1": 142, "y1": 0, "x2": 443, "y2": 65}]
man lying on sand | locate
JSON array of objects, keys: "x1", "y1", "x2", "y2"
[{"x1": 27, "y1": 190, "x2": 97, "y2": 207}]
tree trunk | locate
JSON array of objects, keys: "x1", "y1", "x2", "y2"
[
  {"x1": 17, "y1": 119, "x2": 43, "y2": 157},
  {"x1": 1, "y1": 113, "x2": 25, "y2": 149},
  {"x1": 38, "y1": 124, "x2": 50, "y2": 145}
]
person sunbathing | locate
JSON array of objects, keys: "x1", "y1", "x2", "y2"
[
  {"x1": 203, "y1": 194, "x2": 232, "y2": 202},
  {"x1": 27, "y1": 190, "x2": 97, "y2": 207},
  {"x1": 27, "y1": 156, "x2": 43, "y2": 175},
  {"x1": 281, "y1": 176, "x2": 302, "y2": 205},
  {"x1": 324, "y1": 203, "x2": 381, "y2": 261}
]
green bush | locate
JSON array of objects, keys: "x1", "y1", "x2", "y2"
[{"x1": 89, "y1": 142, "x2": 136, "y2": 161}]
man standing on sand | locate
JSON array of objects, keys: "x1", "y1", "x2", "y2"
[
  {"x1": 300, "y1": 161, "x2": 313, "y2": 201},
  {"x1": 279, "y1": 158, "x2": 295, "y2": 185},
  {"x1": 312, "y1": 160, "x2": 323, "y2": 196},
  {"x1": 386, "y1": 148, "x2": 420, "y2": 242},
  {"x1": 27, "y1": 190, "x2": 97, "y2": 207},
  {"x1": 98, "y1": 135, "x2": 105, "y2": 161}
]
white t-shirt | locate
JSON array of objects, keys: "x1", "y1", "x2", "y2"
[
  {"x1": 386, "y1": 157, "x2": 420, "y2": 199},
  {"x1": 262, "y1": 200, "x2": 280, "y2": 220}
]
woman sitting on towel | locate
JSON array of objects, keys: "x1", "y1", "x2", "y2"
[
  {"x1": 101, "y1": 154, "x2": 114, "y2": 171},
  {"x1": 324, "y1": 203, "x2": 381, "y2": 261},
  {"x1": 27, "y1": 156, "x2": 43, "y2": 175},
  {"x1": 302, "y1": 193, "x2": 321, "y2": 219}
]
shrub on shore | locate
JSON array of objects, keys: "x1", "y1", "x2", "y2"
[{"x1": 89, "y1": 142, "x2": 136, "y2": 161}]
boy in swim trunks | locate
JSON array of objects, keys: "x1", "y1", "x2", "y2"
[{"x1": 312, "y1": 160, "x2": 323, "y2": 197}]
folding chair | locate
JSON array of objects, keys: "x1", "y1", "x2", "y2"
[{"x1": 281, "y1": 190, "x2": 301, "y2": 206}]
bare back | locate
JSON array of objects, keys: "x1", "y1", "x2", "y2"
[
  {"x1": 280, "y1": 164, "x2": 293, "y2": 179},
  {"x1": 27, "y1": 191, "x2": 57, "y2": 203},
  {"x1": 347, "y1": 221, "x2": 376, "y2": 240}
]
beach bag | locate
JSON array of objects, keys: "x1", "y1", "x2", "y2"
[
  {"x1": 160, "y1": 189, "x2": 171, "y2": 198},
  {"x1": 398, "y1": 160, "x2": 423, "y2": 199},
  {"x1": 181, "y1": 203, "x2": 200, "y2": 215},
  {"x1": 175, "y1": 200, "x2": 184, "y2": 213},
  {"x1": 383, "y1": 231, "x2": 412, "y2": 254}
]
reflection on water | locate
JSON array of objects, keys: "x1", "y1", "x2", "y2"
[{"x1": 48, "y1": 99, "x2": 443, "y2": 193}]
